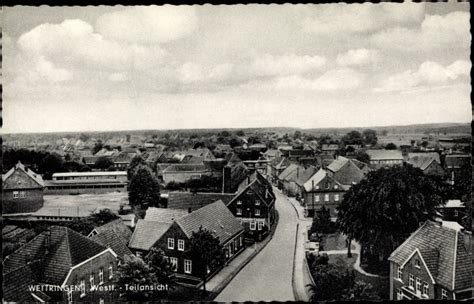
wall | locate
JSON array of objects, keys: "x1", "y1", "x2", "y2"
[{"x1": 3, "y1": 189, "x2": 44, "y2": 214}]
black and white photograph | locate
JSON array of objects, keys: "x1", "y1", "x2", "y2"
[{"x1": 1, "y1": 1, "x2": 472, "y2": 302}]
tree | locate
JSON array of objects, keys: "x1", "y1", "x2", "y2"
[
  {"x1": 342, "y1": 131, "x2": 363, "y2": 145},
  {"x1": 310, "y1": 206, "x2": 336, "y2": 236},
  {"x1": 89, "y1": 208, "x2": 119, "y2": 226},
  {"x1": 94, "y1": 156, "x2": 114, "y2": 170},
  {"x1": 229, "y1": 136, "x2": 241, "y2": 148},
  {"x1": 308, "y1": 263, "x2": 354, "y2": 301},
  {"x1": 236, "y1": 130, "x2": 245, "y2": 136},
  {"x1": 39, "y1": 153, "x2": 65, "y2": 179},
  {"x1": 116, "y1": 255, "x2": 159, "y2": 301},
  {"x1": 342, "y1": 280, "x2": 380, "y2": 301},
  {"x1": 385, "y1": 143, "x2": 397, "y2": 150},
  {"x1": 188, "y1": 227, "x2": 225, "y2": 296},
  {"x1": 362, "y1": 129, "x2": 377, "y2": 146},
  {"x1": 127, "y1": 155, "x2": 146, "y2": 181},
  {"x1": 355, "y1": 151, "x2": 370, "y2": 164},
  {"x1": 79, "y1": 133, "x2": 90, "y2": 142},
  {"x1": 145, "y1": 247, "x2": 176, "y2": 289},
  {"x1": 128, "y1": 165, "x2": 161, "y2": 209},
  {"x1": 336, "y1": 164, "x2": 448, "y2": 267},
  {"x1": 67, "y1": 217, "x2": 95, "y2": 235},
  {"x1": 293, "y1": 130, "x2": 302, "y2": 139}
]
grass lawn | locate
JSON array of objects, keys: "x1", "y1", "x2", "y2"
[
  {"x1": 322, "y1": 233, "x2": 356, "y2": 251},
  {"x1": 328, "y1": 253, "x2": 390, "y2": 300}
]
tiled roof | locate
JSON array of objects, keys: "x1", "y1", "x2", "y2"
[
  {"x1": 303, "y1": 168, "x2": 346, "y2": 192},
  {"x1": 93, "y1": 219, "x2": 133, "y2": 245},
  {"x1": 3, "y1": 263, "x2": 42, "y2": 302},
  {"x1": 327, "y1": 156, "x2": 350, "y2": 173},
  {"x1": 145, "y1": 207, "x2": 188, "y2": 223},
  {"x1": 278, "y1": 163, "x2": 299, "y2": 180},
  {"x1": 4, "y1": 226, "x2": 108, "y2": 285},
  {"x1": 407, "y1": 153, "x2": 441, "y2": 171},
  {"x1": 128, "y1": 220, "x2": 172, "y2": 251},
  {"x1": 230, "y1": 171, "x2": 275, "y2": 207},
  {"x1": 389, "y1": 220, "x2": 472, "y2": 291},
  {"x1": 167, "y1": 192, "x2": 235, "y2": 210},
  {"x1": 2, "y1": 162, "x2": 44, "y2": 189},
  {"x1": 295, "y1": 166, "x2": 318, "y2": 186},
  {"x1": 366, "y1": 149, "x2": 403, "y2": 160},
  {"x1": 176, "y1": 200, "x2": 244, "y2": 244},
  {"x1": 90, "y1": 229, "x2": 133, "y2": 259}
]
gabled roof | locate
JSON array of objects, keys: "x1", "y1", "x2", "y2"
[
  {"x1": 327, "y1": 156, "x2": 350, "y2": 173},
  {"x1": 176, "y1": 200, "x2": 244, "y2": 244},
  {"x1": 90, "y1": 229, "x2": 133, "y2": 259},
  {"x1": 366, "y1": 149, "x2": 403, "y2": 160},
  {"x1": 167, "y1": 192, "x2": 235, "y2": 211},
  {"x1": 91, "y1": 219, "x2": 132, "y2": 245},
  {"x1": 407, "y1": 153, "x2": 442, "y2": 171},
  {"x1": 128, "y1": 220, "x2": 172, "y2": 251},
  {"x1": 230, "y1": 171, "x2": 275, "y2": 207},
  {"x1": 303, "y1": 168, "x2": 346, "y2": 192},
  {"x1": 145, "y1": 207, "x2": 188, "y2": 223},
  {"x1": 278, "y1": 163, "x2": 299, "y2": 180},
  {"x1": 3, "y1": 263, "x2": 49, "y2": 303},
  {"x1": 4, "y1": 226, "x2": 108, "y2": 285},
  {"x1": 389, "y1": 220, "x2": 472, "y2": 291},
  {"x1": 295, "y1": 166, "x2": 318, "y2": 186},
  {"x1": 2, "y1": 162, "x2": 44, "y2": 189}
]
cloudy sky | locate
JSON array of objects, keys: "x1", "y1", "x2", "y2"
[{"x1": 2, "y1": 2, "x2": 471, "y2": 133}]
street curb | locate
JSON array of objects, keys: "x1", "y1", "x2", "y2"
[
  {"x1": 208, "y1": 210, "x2": 280, "y2": 300},
  {"x1": 291, "y1": 222, "x2": 300, "y2": 301}
]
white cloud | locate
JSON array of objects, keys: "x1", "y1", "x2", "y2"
[
  {"x1": 17, "y1": 19, "x2": 168, "y2": 72},
  {"x1": 301, "y1": 2, "x2": 424, "y2": 35},
  {"x1": 336, "y1": 48, "x2": 381, "y2": 67},
  {"x1": 32, "y1": 56, "x2": 73, "y2": 83},
  {"x1": 249, "y1": 53, "x2": 326, "y2": 77},
  {"x1": 375, "y1": 60, "x2": 471, "y2": 92},
  {"x1": 96, "y1": 5, "x2": 197, "y2": 44},
  {"x1": 108, "y1": 73, "x2": 128, "y2": 82},
  {"x1": 370, "y1": 11, "x2": 470, "y2": 52}
]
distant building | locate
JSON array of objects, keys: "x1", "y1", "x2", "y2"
[
  {"x1": 2, "y1": 162, "x2": 45, "y2": 214},
  {"x1": 161, "y1": 164, "x2": 211, "y2": 186},
  {"x1": 320, "y1": 144, "x2": 339, "y2": 155},
  {"x1": 44, "y1": 171, "x2": 127, "y2": 194},
  {"x1": 268, "y1": 157, "x2": 291, "y2": 185},
  {"x1": 366, "y1": 149, "x2": 404, "y2": 169},
  {"x1": 437, "y1": 200, "x2": 467, "y2": 225},
  {"x1": 3, "y1": 226, "x2": 119, "y2": 303},
  {"x1": 326, "y1": 156, "x2": 369, "y2": 187},
  {"x1": 407, "y1": 152, "x2": 445, "y2": 177},
  {"x1": 388, "y1": 220, "x2": 473, "y2": 300}
]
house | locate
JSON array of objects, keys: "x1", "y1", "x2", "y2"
[
  {"x1": 161, "y1": 164, "x2": 211, "y2": 186},
  {"x1": 295, "y1": 166, "x2": 319, "y2": 200},
  {"x1": 277, "y1": 163, "x2": 299, "y2": 190},
  {"x1": 243, "y1": 158, "x2": 269, "y2": 175},
  {"x1": 281, "y1": 165, "x2": 309, "y2": 197},
  {"x1": 44, "y1": 171, "x2": 127, "y2": 194},
  {"x1": 3, "y1": 226, "x2": 119, "y2": 303},
  {"x1": 268, "y1": 157, "x2": 291, "y2": 185},
  {"x1": 445, "y1": 154, "x2": 470, "y2": 171},
  {"x1": 227, "y1": 171, "x2": 276, "y2": 238},
  {"x1": 287, "y1": 149, "x2": 314, "y2": 161},
  {"x1": 167, "y1": 192, "x2": 235, "y2": 212},
  {"x1": 302, "y1": 169, "x2": 348, "y2": 218},
  {"x1": 129, "y1": 200, "x2": 245, "y2": 283},
  {"x1": 111, "y1": 151, "x2": 136, "y2": 170},
  {"x1": 407, "y1": 152, "x2": 445, "y2": 177},
  {"x1": 314, "y1": 154, "x2": 335, "y2": 169},
  {"x1": 326, "y1": 156, "x2": 369, "y2": 186},
  {"x1": 366, "y1": 149, "x2": 404, "y2": 169},
  {"x1": 388, "y1": 220, "x2": 473, "y2": 300},
  {"x1": 321, "y1": 144, "x2": 339, "y2": 155},
  {"x1": 88, "y1": 219, "x2": 133, "y2": 259},
  {"x1": 437, "y1": 200, "x2": 467, "y2": 225},
  {"x1": 214, "y1": 144, "x2": 233, "y2": 156},
  {"x1": 2, "y1": 161, "x2": 45, "y2": 214},
  {"x1": 263, "y1": 149, "x2": 282, "y2": 162}
]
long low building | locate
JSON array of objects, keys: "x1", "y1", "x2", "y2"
[{"x1": 44, "y1": 171, "x2": 128, "y2": 194}]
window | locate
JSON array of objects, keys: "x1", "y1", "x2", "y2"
[
  {"x1": 396, "y1": 289, "x2": 403, "y2": 300},
  {"x1": 99, "y1": 298, "x2": 104, "y2": 304},
  {"x1": 315, "y1": 195, "x2": 320, "y2": 202},
  {"x1": 184, "y1": 259, "x2": 192, "y2": 274},
  {"x1": 178, "y1": 239, "x2": 185, "y2": 251},
  {"x1": 415, "y1": 259, "x2": 421, "y2": 268},
  {"x1": 237, "y1": 200, "x2": 242, "y2": 205},
  {"x1": 422, "y1": 282, "x2": 429, "y2": 296},
  {"x1": 236, "y1": 208, "x2": 242, "y2": 215},
  {"x1": 67, "y1": 290, "x2": 73, "y2": 303},
  {"x1": 315, "y1": 185, "x2": 320, "y2": 190},
  {"x1": 170, "y1": 257, "x2": 178, "y2": 272},
  {"x1": 397, "y1": 266, "x2": 403, "y2": 281},
  {"x1": 108, "y1": 263, "x2": 113, "y2": 279},
  {"x1": 19, "y1": 191, "x2": 26, "y2": 198},
  {"x1": 239, "y1": 236, "x2": 243, "y2": 247},
  {"x1": 99, "y1": 268, "x2": 104, "y2": 284},
  {"x1": 13, "y1": 191, "x2": 19, "y2": 199},
  {"x1": 168, "y1": 238, "x2": 175, "y2": 249},
  {"x1": 258, "y1": 221, "x2": 264, "y2": 230},
  {"x1": 255, "y1": 200, "x2": 260, "y2": 206},
  {"x1": 228, "y1": 244, "x2": 233, "y2": 256},
  {"x1": 334, "y1": 185, "x2": 338, "y2": 190},
  {"x1": 416, "y1": 278, "x2": 421, "y2": 293},
  {"x1": 90, "y1": 273, "x2": 95, "y2": 288},
  {"x1": 250, "y1": 221, "x2": 256, "y2": 230},
  {"x1": 255, "y1": 209, "x2": 260, "y2": 216},
  {"x1": 324, "y1": 194, "x2": 330, "y2": 202},
  {"x1": 441, "y1": 289, "x2": 448, "y2": 299},
  {"x1": 454, "y1": 210, "x2": 459, "y2": 217},
  {"x1": 408, "y1": 274, "x2": 414, "y2": 289},
  {"x1": 80, "y1": 279, "x2": 86, "y2": 297},
  {"x1": 334, "y1": 194, "x2": 340, "y2": 202}
]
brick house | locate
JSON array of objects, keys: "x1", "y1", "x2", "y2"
[
  {"x1": 226, "y1": 171, "x2": 276, "y2": 238},
  {"x1": 407, "y1": 152, "x2": 445, "y2": 177},
  {"x1": 326, "y1": 156, "x2": 369, "y2": 186},
  {"x1": 129, "y1": 200, "x2": 245, "y2": 283},
  {"x1": 3, "y1": 226, "x2": 119, "y2": 303},
  {"x1": 388, "y1": 220, "x2": 473, "y2": 300},
  {"x1": 2, "y1": 161, "x2": 45, "y2": 214},
  {"x1": 302, "y1": 168, "x2": 348, "y2": 218}
]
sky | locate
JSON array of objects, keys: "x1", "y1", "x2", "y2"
[{"x1": 2, "y1": 2, "x2": 471, "y2": 133}]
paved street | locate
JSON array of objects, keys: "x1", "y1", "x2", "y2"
[{"x1": 215, "y1": 188, "x2": 300, "y2": 302}]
